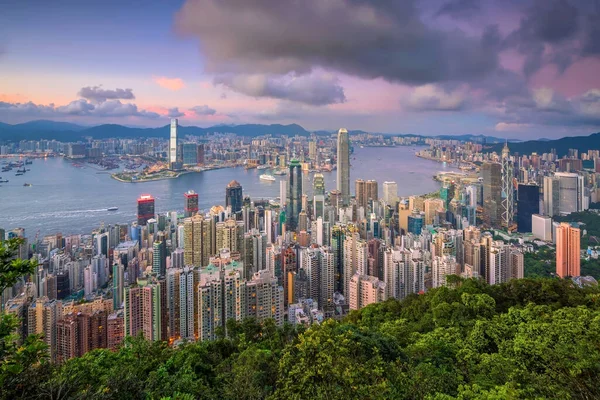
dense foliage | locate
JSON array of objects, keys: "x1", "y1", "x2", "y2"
[
  {"x1": 3, "y1": 276, "x2": 600, "y2": 399},
  {"x1": 554, "y1": 211, "x2": 600, "y2": 249}
]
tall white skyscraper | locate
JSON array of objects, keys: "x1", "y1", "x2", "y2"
[
  {"x1": 336, "y1": 128, "x2": 350, "y2": 206},
  {"x1": 383, "y1": 181, "x2": 398, "y2": 205},
  {"x1": 169, "y1": 118, "x2": 179, "y2": 168}
]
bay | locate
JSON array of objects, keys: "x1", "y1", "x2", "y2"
[{"x1": 0, "y1": 146, "x2": 446, "y2": 237}]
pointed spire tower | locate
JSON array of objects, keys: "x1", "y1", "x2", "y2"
[{"x1": 501, "y1": 140, "x2": 514, "y2": 230}]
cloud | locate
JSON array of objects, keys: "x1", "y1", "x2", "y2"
[
  {"x1": 153, "y1": 76, "x2": 185, "y2": 91},
  {"x1": 167, "y1": 107, "x2": 185, "y2": 118},
  {"x1": 503, "y1": 0, "x2": 600, "y2": 77},
  {"x1": 176, "y1": 0, "x2": 501, "y2": 85},
  {"x1": 189, "y1": 105, "x2": 216, "y2": 116},
  {"x1": 56, "y1": 99, "x2": 95, "y2": 115},
  {"x1": 214, "y1": 73, "x2": 346, "y2": 105},
  {"x1": 404, "y1": 85, "x2": 467, "y2": 111},
  {"x1": 0, "y1": 99, "x2": 159, "y2": 119},
  {"x1": 495, "y1": 122, "x2": 532, "y2": 131},
  {"x1": 78, "y1": 86, "x2": 135, "y2": 102},
  {"x1": 436, "y1": 0, "x2": 480, "y2": 19}
]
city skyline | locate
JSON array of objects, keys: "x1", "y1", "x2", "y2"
[{"x1": 0, "y1": 1, "x2": 599, "y2": 138}]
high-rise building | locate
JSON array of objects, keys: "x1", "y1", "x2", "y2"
[
  {"x1": 152, "y1": 238, "x2": 167, "y2": 277},
  {"x1": 336, "y1": 128, "x2": 350, "y2": 206},
  {"x1": 555, "y1": 173, "x2": 585, "y2": 215},
  {"x1": 107, "y1": 310, "x2": 124, "y2": 350},
  {"x1": 182, "y1": 143, "x2": 198, "y2": 166},
  {"x1": 286, "y1": 159, "x2": 302, "y2": 231},
  {"x1": 216, "y1": 218, "x2": 244, "y2": 254},
  {"x1": 245, "y1": 269, "x2": 284, "y2": 325},
  {"x1": 543, "y1": 176, "x2": 560, "y2": 217},
  {"x1": 532, "y1": 214, "x2": 552, "y2": 241},
  {"x1": 137, "y1": 195, "x2": 155, "y2": 226},
  {"x1": 407, "y1": 213, "x2": 423, "y2": 235},
  {"x1": 184, "y1": 214, "x2": 214, "y2": 267},
  {"x1": 424, "y1": 198, "x2": 444, "y2": 225},
  {"x1": 383, "y1": 181, "x2": 398, "y2": 205},
  {"x1": 482, "y1": 162, "x2": 502, "y2": 227},
  {"x1": 124, "y1": 277, "x2": 167, "y2": 341},
  {"x1": 348, "y1": 274, "x2": 386, "y2": 310},
  {"x1": 501, "y1": 143, "x2": 515, "y2": 229},
  {"x1": 225, "y1": 180, "x2": 243, "y2": 216},
  {"x1": 517, "y1": 183, "x2": 539, "y2": 233},
  {"x1": 556, "y1": 223, "x2": 580, "y2": 278},
  {"x1": 197, "y1": 144, "x2": 205, "y2": 165},
  {"x1": 169, "y1": 118, "x2": 179, "y2": 170},
  {"x1": 178, "y1": 267, "x2": 196, "y2": 340},
  {"x1": 184, "y1": 190, "x2": 199, "y2": 218},
  {"x1": 313, "y1": 173, "x2": 325, "y2": 196}
]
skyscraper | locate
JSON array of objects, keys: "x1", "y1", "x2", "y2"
[
  {"x1": 501, "y1": 143, "x2": 515, "y2": 229},
  {"x1": 184, "y1": 214, "x2": 213, "y2": 267},
  {"x1": 555, "y1": 172, "x2": 585, "y2": 215},
  {"x1": 184, "y1": 190, "x2": 199, "y2": 218},
  {"x1": 355, "y1": 179, "x2": 366, "y2": 209},
  {"x1": 313, "y1": 173, "x2": 325, "y2": 196},
  {"x1": 543, "y1": 176, "x2": 560, "y2": 217},
  {"x1": 286, "y1": 159, "x2": 302, "y2": 231},
  {"x1": 383, "y1": 181, "x2": 398, "y2": 205},
  {"x1": 556, "y1": 223, "x2": 580, "y2": 278},
  {"x1": 482, "y1": 162, "x2": 502, "y2": 227},
  {"x1": 336, "y1": 128, "x2": 350, "y2": 206},
  {"x1": 137, "y1": 195, "x2": 155, "y2": 226},
  {"x1": 225, "y1": 180, "x2": 243, "y2": 216},
  {"x1": 517, "y1": 183, "x2": 539, "y2": 233},
  {"x1": 169, "y1": 118, "x2": 180, "y2": 170}
]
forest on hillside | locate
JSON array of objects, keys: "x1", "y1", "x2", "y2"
[{"x1": 2, "y1": 276, "x2": 600, "y2": 400}]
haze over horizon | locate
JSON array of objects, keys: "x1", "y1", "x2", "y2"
[{"x1": 1, "y1": 0, "x2": 600, "y2": 138}]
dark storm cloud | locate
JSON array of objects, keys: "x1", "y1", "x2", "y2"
[
  {"x1": 214, "y1": 73, "x2": 346, "y2": 106},
  {"x1": 505, "y1": 0, "x2": 600, "y2": 76},
  {"x1": 435, "y1": 0, "x2": 480, "y2": 18},
  {"x1": 176, "y1": 0, "x2": 501, "y2": 85},
  {"x1": 78, "y1": 86, "x2": 136, "y2": 102}
]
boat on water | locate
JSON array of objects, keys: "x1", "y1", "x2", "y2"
[
  {"x1": 107, "y1": 207, "x2": 119, "y2": 211},
  {"x1": 15, "y1": 173, "x2": 23, "y2": 176},
  {"x1": 0, "y1": 179, "x2": 8, "y2": 183},
  {"x1": 273, "y1": 169, "x2": 286, "y2": 176},
  {"x1": 260, "y1": 174, "x2": 276, "y2": 182},
  {"x1": 23, "y1": 183, "x2": 32, "y2": 187},
  {"x1": 256, "y1": 165, "x2": 270, "y2": 170}
]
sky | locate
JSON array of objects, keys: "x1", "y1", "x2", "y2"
[{"x1": 0, "y1": 0, "x2": 599, "y2": 138}]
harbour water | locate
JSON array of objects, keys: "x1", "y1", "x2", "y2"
[{"x1": 0, "y1": 146, "x2": 447, "y2": 237}]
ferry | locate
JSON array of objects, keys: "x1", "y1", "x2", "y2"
[
  {"x1": 107, "y1": 207, "x2": 119, "y2": 211},
  {"x1": 260, "y1": 174, "x2": 276, "y2": 182}
]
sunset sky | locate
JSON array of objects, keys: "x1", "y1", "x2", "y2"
[{"x1": 1, "y1": 0, "x2": 599, "y2": 138}]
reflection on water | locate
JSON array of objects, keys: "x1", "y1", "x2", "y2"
[{"x1": 0, "y1": 146, "x2": 442, "y2": 236}]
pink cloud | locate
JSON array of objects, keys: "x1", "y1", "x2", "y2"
[{"x1": 152, "y1": 76, "x2": 185, "y2": 91}]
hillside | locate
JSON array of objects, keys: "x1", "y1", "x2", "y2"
[
  {"x1": 0, "y1": 122, "x2": 311, "y2": 142},
  {"x1": 485, "y1": 132, "x2": 600, "y2": 157},
  {"x1": 4, "y1": 277, "x2": 600, "y2": 399}
]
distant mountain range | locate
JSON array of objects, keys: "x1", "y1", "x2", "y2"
[
  {"x1": 0, "y1": 120, "x2": 312, "y2": 142},
  {"x1": 0, "y1": 120, "x2": 596, "y2": 154},
  {"x1": 485, "y1": 132, "x2": 600, "y2": 157}
]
